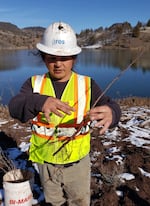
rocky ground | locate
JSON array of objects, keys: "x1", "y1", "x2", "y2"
[{"x1": 0, "y1": 97, "x2": 150, "y2": 206}]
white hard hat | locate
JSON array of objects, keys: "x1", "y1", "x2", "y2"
[{"x1": 36, "y1": 22, "x2": 81, "y2": 56}]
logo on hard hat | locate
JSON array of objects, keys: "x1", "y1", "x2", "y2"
[{"x1": 52, "y1": 39, "x2": 65, "y2": 45}]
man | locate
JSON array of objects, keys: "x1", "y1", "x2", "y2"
[{"x1": 9, "y1": 22, "x2": 121, "y2": 206}]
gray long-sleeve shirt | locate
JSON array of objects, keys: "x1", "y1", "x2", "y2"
[{"x1": 8, "y1": 74, "x2": 121, "y2": 127}]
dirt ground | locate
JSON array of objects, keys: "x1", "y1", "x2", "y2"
[{"x1": 0, "y1": 97, "x2": 150, "y2": 206}]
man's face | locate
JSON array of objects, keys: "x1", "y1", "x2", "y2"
[{"x1": 44, "y1": 55, "x2": 76, "y2": 82}]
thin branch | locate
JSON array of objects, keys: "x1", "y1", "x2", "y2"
[{"x1": 0, "y1": 147, "x2": 16, "y2": 173}]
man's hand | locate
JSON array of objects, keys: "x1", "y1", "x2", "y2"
[
  {"x1": 42, "y1": 96, "x2": 74, "y2": 122},
  {"x1": 89, "y1": 105, "x2": 113, "y2": 134}
]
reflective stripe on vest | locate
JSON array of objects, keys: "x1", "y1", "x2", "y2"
[
  {"x1": 31, "y1": 123, "x2": 90, "y2": 139},
  {"x1": 33, "y1": 75, "x2": 44, "y2": 93}
]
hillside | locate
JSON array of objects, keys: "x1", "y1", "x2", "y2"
[
  {"x1": 0, "y1": 21, "x2": 150, "y2": 50},
  {"x1": 78, "y1": 23, "x2": 150, "y2": 50},
  {"x1": 0, "y1": 22, "x2": 45, "y2": 50},
  {"x1": 105, "y1": 27, "x2": 150, "y2": 50}
]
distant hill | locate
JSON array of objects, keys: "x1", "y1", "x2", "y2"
[
  {"x1": 0, "y1": 22, "x2": 45, "y2": 50},
  {"x1": 22, "y1": 26, "x2": 46, "y2": 32},
  {"x1": 0, "y1": 21, "x2": 150, "y2": 50},
  {"x1": 0, "y1": 22, "x2": 22, "y2": 34}
]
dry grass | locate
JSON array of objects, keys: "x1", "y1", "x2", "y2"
[
  {"x1": 116, "y1": 96, "x2": 150, "y2": 107},
  {"x1": 0, "y1": 105, "x2": 10, "y2": 119}
]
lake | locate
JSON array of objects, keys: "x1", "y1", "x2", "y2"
[{"x1": 0, "y1": 49, "x2": 150, "y2": 105}]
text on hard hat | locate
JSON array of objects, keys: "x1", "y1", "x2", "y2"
[{"x1": 52, "y1": 40, "x2": 65, "y2": 45}]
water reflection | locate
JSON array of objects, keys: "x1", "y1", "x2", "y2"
[
  {"x1": 0, "y1": 49, "x2": 150, "y2": 105},
  {"x1": 79, "y1": 49, "x2": 150, "y2": 72},
  {"x1": 0, "y1": 50, "x2": 21, "y2": 71},
  {"x1": 0, "y1": 50, "x2": 43, "y2": 71},
  {"x1": 75, "y1": 49, "x2": 150, "y2": 99}
]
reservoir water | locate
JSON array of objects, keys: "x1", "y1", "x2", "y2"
[{"x1": 0, "y1": 49, "x2": 150, "y2": 105}]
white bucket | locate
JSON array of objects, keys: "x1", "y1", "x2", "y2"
[{"x1": 3, "y1": 169, "x2": 33, "y2": 206}]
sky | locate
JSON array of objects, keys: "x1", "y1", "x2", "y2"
[{"x1": 0, "y1": 0, "x2": 150, "y2": 34}]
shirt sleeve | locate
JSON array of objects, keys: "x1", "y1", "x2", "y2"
[
  {"x1": 8, "y1": 78, "x2": 48, "y2": 123},
  {"x1": 91, "y1": 79, "x2": 121, "y2": 127}
]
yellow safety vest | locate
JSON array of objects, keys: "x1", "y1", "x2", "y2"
[{"x1": 29, "y1": 72, "x2": 91, "y2": 164}]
